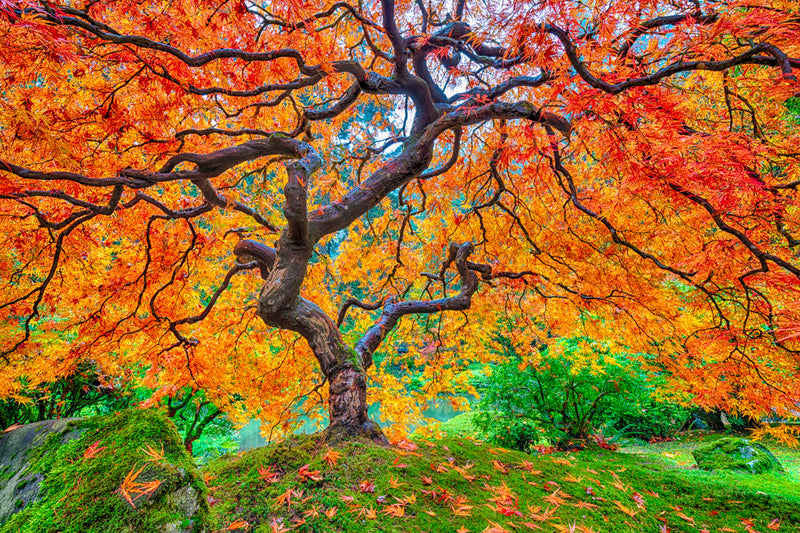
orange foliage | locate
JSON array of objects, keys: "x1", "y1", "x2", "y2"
[{"x1": 0, "y1": 0, "x2": 798, "y2": 436}]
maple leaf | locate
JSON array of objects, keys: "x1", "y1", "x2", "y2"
[
  {"x1": 393, "y1": 457, "x2": 410, "y2": 468},
  {"x1": 611, "y1": 478, "x2": 631, "y2": 492},
  {"x1": 491, "y1": 460, "x2": 509, "y2": 474},
  {"x1": 358, "y1": 505, "x2": 377, "y2": 519},
  {"x1": 543, "y1": 481, "x2": 561, "y2": 492},
  {"x1": 297, "y1": 464, "x2": 322, "y2": 482},
  {"x1": 543, "y1": 489, "x2": 568, "y2": 508},
  {"x1": 517, "y1": 460, "x2": 541, "y2": 474},
  {"x1": 573, "y1": 498, "x2": 599, "y2": 510},
  {"x1": 528, "y1": 505, "x2": 558, "y2": 522},
  {"x1": 631, "y1": 492, "x2": 646, "y2": 509},
  {"x1": 257, "y1": 465, "x2": 280, "y2": 484},
  {"x1": 83, "y1": 440, "x2": 106, "y2": 460},
  {"x1": 358, "y1": 479, "x2": 375, "y2": 493},
  {"x1": 431, "y1": 461, "x2": 450, "y2": 473},
  {"x1": 114, "y1": 464, "x2": 161, "y2": 509},
  {"x1": 388, "y1": 475, "x2": 406, "y2": 488},
  {"x1": 383, "y1": 503, "x2": 405, "y2": 517},
  {"x1": 482, "y1": 520, "x2": 509, "y2": 533},
  {"x1": 273, "y1": 487, "x2": 302, "y2": 509},
  {"x1": 613, "y1": 500, "x2": 638, "y2": 518},
  {"x1": 214, "y1": 520, "x2": 250, "y2": 532},
  {"x1": 393, "y1": 439, "x2": 418, "y2": 451},
  {"x1": 141, "y1": 442, "x2": 164, "y2": 462},
  {"x1": 452, "y1": 503, "x2": 474, "y2": 517},
  {"x1": 399, "y1": 492, "x2": 416, "y2": 505},
  {"x1": 322, "y1": 448, "x2": 342, "y2": 467}
]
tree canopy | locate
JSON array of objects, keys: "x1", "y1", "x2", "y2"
[{"x1": 1, "y1": 0, "x2": 798, "y2": 440}]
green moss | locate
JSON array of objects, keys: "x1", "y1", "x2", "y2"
[
  {"x1": 0, "y1": 409, "x2": 208, "y2": 533},
  {"x1": 692, "y1": 437, "x2": 784, "y2": 474},
  {"x1": 342, "y1": 344, "x2": 362, "y2": 371},
  {"x1": 431, "y1": 411, "x2": 481, "y2": 438},
  {"x1": 201, "y1": 433, "x2": 800, "y2": 533}
]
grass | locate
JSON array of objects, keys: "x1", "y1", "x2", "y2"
[
  {"x1": 202, "y1": 432, "x2": 800, "y2": 533},
  {"x1": 5, "y1": 410, "x2": 799, "y2": 533},
  {"x1": 619, "y1": 431, "x2": 800, "y2": 505},
  {"x1": 620, "y1": 431, "x2": 800, "y2": 477}
]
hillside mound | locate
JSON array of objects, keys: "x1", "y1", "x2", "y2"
[{"x1": 202, "y1": 435, "x2": 800, "y2": 533}]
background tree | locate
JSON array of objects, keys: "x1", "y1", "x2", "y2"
[
  {"x1": 0, "y1": 361, "x2": 129, "y2": 428},
  {"x1": 1, "y1": 0, "x2": 798, "y2": 442}
]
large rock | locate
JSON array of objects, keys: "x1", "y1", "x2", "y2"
[
  {"x1": 0, "y1": 418, "x2": 84, "y2": 525},
  {"x1": 691, "y1": 437, "x2": 784, "y2": 474},
  {"x1": 0, "y1": 409, "x2": 207, "y2": 532}
]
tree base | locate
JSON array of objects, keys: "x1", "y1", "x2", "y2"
[{"x1": 322, "y1": 418, "x2": 388, "y2": 445}]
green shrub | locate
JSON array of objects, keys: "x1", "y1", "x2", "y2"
[
  {"x1": 603, "y1": 390, "x2": 690, "y2": 441},
  {"x1": 473, "y1": 336, "x2": 689, "y2": 451}
]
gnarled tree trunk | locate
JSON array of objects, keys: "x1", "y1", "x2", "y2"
[
  {"x1": 229, "y1": 87, "x2": 492, "y2": 443},
  {"x1": 233, "y1": 158, "x2": 388, "y2": 441}
]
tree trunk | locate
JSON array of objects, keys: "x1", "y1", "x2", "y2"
[
  {"x1": 250, "y1": 235, "x2": 386, "y2": 443},
  {"x1": 325, "y1": 364, "x2": 386, "y2": 443},
  {"x1": 239, "y1": 150, "x2": 389, "y2": 443}
]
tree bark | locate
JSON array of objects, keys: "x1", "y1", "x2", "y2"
[
  {"x1": 324, "y1": 365, "x2": 386, "y2": 443},
  {"x1": 236, "y1": 169, "x2": 385, "y2": 441},
  {"x1": 251, "y1": 244, "x2": 386, "y2": 441}
]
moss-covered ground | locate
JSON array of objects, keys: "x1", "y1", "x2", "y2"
[
  {"x1": 4, "y1": 413, "x2": 799, "y2": 533},
  {"x1": 203, "y1": 432, "x2": 800, "y2": 533},
  {"x1": 0, "y1": 409, "x2": 207, "y2": 533}
]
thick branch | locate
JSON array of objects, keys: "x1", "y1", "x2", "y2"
[
  {"x1": 353, "y1": 242, "x2": 482, "y2": 366},
  {"x1": 2, "y1": 137, "x2": 317, "y2": 189},
  {"x1": 545, "y1": 25, "x2": 799, "y2": 92},
  {"x1": 284, "y1": 162, "x2": 311, "y2": 245},
  {"x1": 616, "y1": 12, "x2": 719, "y2": 58},
  {"x1": 234, "y1": 239, "x2": 277, "y2": 279},
  {"x1": 309, "y1": 101, "x2": 571, "y2": 238},
  {"x1": 337, "y1": 298, "x2": 383, "y2": 327}
]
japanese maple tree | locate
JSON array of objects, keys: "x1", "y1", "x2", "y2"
[{"x1": 1, "y1": 0, "x2": 798, "y2": 441}]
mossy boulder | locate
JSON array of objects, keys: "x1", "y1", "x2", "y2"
[
  {"x1": 0, "y1": 409, "x2": 208, "y2": 533},
  {"x1": 691, "y1": 437, "x2": 784, "y2": 474}
]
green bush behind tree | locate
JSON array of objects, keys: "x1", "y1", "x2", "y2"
[{"x1": 473, "y1": 335, "x2": 689, "y2": 451}]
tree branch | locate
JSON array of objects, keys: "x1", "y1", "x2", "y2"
[{"x1": 353, "y1": 242, "x2": 483, "y2": 367}]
